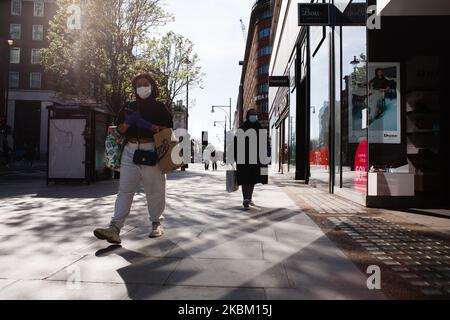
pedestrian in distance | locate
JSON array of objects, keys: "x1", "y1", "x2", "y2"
[
  {"x1": 211, "y1": 150, "x2": 218, "y2": 171},
  {"x1": 94, "y1": 73, "x2": 173, "y2": 244},
  {"x1": 24, "y1": 142, "x2": 36, "y2": 168},
  {"x1": 235, "y1": 109, "x2": 268, "y2": 210}
]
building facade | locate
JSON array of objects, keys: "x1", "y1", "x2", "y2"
[
  {"x1": 269, "y1": 0, "x2": 450, "y2": 207},
  {"x1": 1, "y1": 0, "x2": 57, "y2": 159},
  {"x1": 236, "y1": 0, "x2": 273, "y2": 128}
]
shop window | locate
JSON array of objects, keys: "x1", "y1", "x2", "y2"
[
  {"x1": 9, "y1": 72, "x2": 20, "y2": 88},
  {"x1": 33, "y1": 25, "x2": 44, "y2": 41},
  {"x1": 10, "y1": 24, "x2": 21, "y2": 40},
  {"x1": 30, "y1": 72, "x2": 42, "y2": 89},
  {"x1": 289, "y1": 59, "x2": 297, "y2": 172},
  {"x1": 338, "y1": 26, "x2": 368, "y2": 194},
  {"x1": 11, "y1": 0, "x2": 21, "y2": 16},
  {"x1": 309, "y1": 30, "x2": 330, "y2": 185}
]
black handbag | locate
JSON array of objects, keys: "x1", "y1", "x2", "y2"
[{"x1": 133, "y1": 149, "x2": 158, "y2": 166}]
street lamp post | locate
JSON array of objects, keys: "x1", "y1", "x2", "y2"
[
  {"x1": 211, "y1": 98, "x2": 232, "y2": 163},
  {"x1": 211, "y1": 98, "x2": 232, "y2": 132},
  {"x1": 182, "y1": 58, "x2": 191, "y2": 171},
  {"x1": 3, "y1": 40, "x2": 13, "y2": 122},
  {"x1": 214, "y1": 118, "x2": 227, "y2": 163}
]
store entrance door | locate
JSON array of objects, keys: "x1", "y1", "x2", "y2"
[
  {"x1": 278, "y1": 118, "x2": 289, "y2": 174},
  {"x1": 13, "y1": 101, "x2": 41, "y2": 160}
]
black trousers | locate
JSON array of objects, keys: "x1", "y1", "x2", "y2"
[
  {"x1": 212, "y1": 161, "x2": 217, "y2": 171},
  {"x1": 242, "y1": 184, "x2": 255, "y2": 201}
]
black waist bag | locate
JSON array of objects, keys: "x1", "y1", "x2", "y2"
[{"x1": 133, "y1": 150, "x2": 158, "y2": 166}]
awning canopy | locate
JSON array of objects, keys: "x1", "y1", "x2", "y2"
[{"x1": 378, "y1": 0, "x2": 450, "y2": 16}]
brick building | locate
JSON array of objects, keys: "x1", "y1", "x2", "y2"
[
  {"x1": 236, "y1": 0, "x2": 272, "y2": 128},
  {"x1": 0, "y1": 0, "x2": 57, "y2": 159}
]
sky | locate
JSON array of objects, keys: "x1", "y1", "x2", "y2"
[{"x1": 157, "y1": 0, "x2": 254, "y2": 150}]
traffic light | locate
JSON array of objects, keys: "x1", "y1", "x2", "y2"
[{"x1": 202, "y1": 131, "x2": 208, "y2": 147}]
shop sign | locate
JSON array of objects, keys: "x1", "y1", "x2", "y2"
[
  {"x1": 354, "y1": 140, "x2": 368, "y2": 194},
  {"x1": 298, "y1": 3, "x2": 331, "y2": 26},
  {"x1": 269, "y1": 76, "x2": 290, "y2": 87},
  {"x1": 338, "y1": 2, "x2": 367, "y2": 25}
]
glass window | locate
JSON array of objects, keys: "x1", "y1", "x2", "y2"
[
  {"x1": 9, "y1": 72, "x2": 20, "y2": 88},
  {"x1": 259, "y1": 10, "x2": 273, "y2": 21},
  {"x1": 10, "y1": 48, "x2": 20, "y2": 64},
  {"x1": 32, "y1": 25, "x2": 44, "y2": 41},
  {"x1": 339, "y1": 26, "x2": 368, "y2": 194},
  {"x1": 258, "y1": 83, "x2": 269, "y2": 94},
  {"x1": 289, "y1": 60, "x2": 297, "y2": 173},
  {"x1": 258, "y1": 46, "x2": 272, "y2": 57},
  {"x1": 31, "y1": 49, "x2": 41, "y2": 64},
  {"x1": 10, "y1": 24, "x2": 21, "y2": 40},
  {"x1": 30, "y1": 72, "x2": 42, "y2": 89},
  {"x1": 283, "y1": 119, "x2": 289, "y2": 167},
  {"x1": 309, "y1": 29, "x2": 330, "y2": 187},
  {"x1": 259, "y1": 27, "x2": 271, "y2": 39},
  {"x1": 11, "y1": 0, "x2": 21, "y2": 16},
  {"x1": 258, "y1": 101, "x2": 269, "y2": 114},
  {"x1": 34, "y1": 1, "x2": 44, "y2": 17},
  {"x1": 258, "y1": 64, "x2": 269, "y2": 74}
]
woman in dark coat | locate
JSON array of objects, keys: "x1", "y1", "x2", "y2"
[{"x1": 235, "y1": 109, "x2": 268, "y2": 209}]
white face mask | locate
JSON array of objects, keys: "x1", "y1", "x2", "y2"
[{"x1": 137, "y1": 86, "x2": 152, "y2": 99}]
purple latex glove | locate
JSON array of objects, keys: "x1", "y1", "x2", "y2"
[
  {"x1": 124, "y1": 110, "x2": 140, "y2": 126},
  {"x1": 136, "y1": 116, "x2": 153, "y2": 130}
]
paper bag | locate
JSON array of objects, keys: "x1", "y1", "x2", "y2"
[{"x1": 154, "y1": 128, "x2": 183, "y2": 174}]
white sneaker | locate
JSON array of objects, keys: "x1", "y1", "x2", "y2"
[
  {"x1": 94, "y1": 225, "x2": 121, "y2": 244},
  {"x1": 149, "y1": 222, "x2": 164, "y2": 238}
]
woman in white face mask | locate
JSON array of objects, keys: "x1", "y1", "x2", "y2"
[{"x1": 94, "y1": 73, "x2": 174, "y2": 244}]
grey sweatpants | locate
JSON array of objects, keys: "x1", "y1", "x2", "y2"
[{"x1": 111, "y1": 142, "x2": 166, "y2": 229}]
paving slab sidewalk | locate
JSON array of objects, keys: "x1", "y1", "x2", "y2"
[{"x1": 0, "y1": 165, "x2": 384, "y2": 300}]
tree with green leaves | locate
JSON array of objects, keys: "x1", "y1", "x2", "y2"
[
  {"x1": 138, "y1": 31, "x2": 204, "y2": 109},
  {"x1": 42, "y1": 0, "x2": 173, "y2": 115}
]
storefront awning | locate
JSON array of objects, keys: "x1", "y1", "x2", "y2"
[{"x1": 378, "y1": 0, "x2": 450, "y2": 16}]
